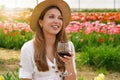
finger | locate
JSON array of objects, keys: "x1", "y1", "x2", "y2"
[
  {"x1": 61, "y1": 56, "x2": 72, "y2": 63},
  {"x1": 63, "y1": 55, "x2": 72, "y2": 60}
]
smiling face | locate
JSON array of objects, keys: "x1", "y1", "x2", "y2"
[{"x1": 39, "y1": 8, "x2": 63, "y2": 37}]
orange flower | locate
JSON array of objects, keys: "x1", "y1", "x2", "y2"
[
  {"x1": 79, "y1": 38, "x2": 84, "y2": 42},
  {"x1": 109, "y1": 37, "x2": 114, "y2": 42},
  {"x1": 98, "y1": 38, "x2": 104, "y2": 43},
  {"x1": 17, "y1": 32, "x2": 21, "y2": 35},
  {"x1": 10, "y1": 32, "x2": 15, "y2": 37}
]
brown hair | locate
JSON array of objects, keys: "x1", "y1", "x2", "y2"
[{"x1": 33, "y1": 6, "x2": 68, "y2": 72}]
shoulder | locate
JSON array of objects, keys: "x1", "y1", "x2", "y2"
[
  {"x1": 68, "y1": 40, "x2": 74, "y2": 47},
  {"x1": 21, "y1": 40, "x2": 34, "y2": 53},
  {"x1": 21, "y1": 40, "x2": 34, "y2": 49}
]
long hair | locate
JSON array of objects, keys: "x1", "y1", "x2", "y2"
[{"x1": 34, "y1": 6, "x2": 68, "y2": 72}]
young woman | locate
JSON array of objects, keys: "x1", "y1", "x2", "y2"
[{"x1": 19, "y1": 0, "x2": 76, "y2": 80}]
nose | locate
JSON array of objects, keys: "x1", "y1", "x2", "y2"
[{"x1": 54, "y1": 18, "x2": 60, "y2": 24}]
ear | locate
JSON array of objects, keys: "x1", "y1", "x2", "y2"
[{"x1": 38, "y1": 19, "x2": 43, "y2": 28}]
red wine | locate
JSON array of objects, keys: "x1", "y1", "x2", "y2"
[{"x1": 58, "y1": 52, "x2": 71, "y2": 57}]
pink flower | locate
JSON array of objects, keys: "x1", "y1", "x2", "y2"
[
  {"x1": 0, "y1": 22, "x2": 4, "y2": 29},
  {"x1": 113, "y1": 26, "x2": 120, "y2": 34},
  {"x1": 84, "y1": 26, "x2": 94, "y2": 34},
  {"x1": 14, "y1": 23, "x2": 31, "y2": 32},
  {"x1": 66, "y1": 21, "x2": 80, "y2": 33},
  {"x1": 3, "y1": 29, "x2": 8, "y2": 35}
]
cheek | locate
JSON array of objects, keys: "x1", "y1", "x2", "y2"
[
  {"x1": 42, "y1": 20, "x2": 49, "y2": 27},
  {"x1": 60, "y1": 21, "x2": 63, "y2": 26},
  {"x1": 43, "y1": 19, "x2": 51, "y2": 25},
  {"x1": 61, "y1": 21, "x2": 63, "y2": 25}
]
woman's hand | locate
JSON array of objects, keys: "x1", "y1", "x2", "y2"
[
  {"x1": 59, "y1": 53, "x2": 76, "y2": 80},
  {"x1": 59, "y1": 53, "x2": 74, "y2": 65},
  {"x1": 59, "y1": 53, "x2": 74, "y2": 72}
]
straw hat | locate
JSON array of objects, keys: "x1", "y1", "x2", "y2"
[{"x1": 30, "y1": 0, "x2": 71, "y2": 32}]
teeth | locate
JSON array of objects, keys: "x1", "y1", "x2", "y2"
[{"x1": 53, "y1": 25, "x2": 59, "y2": 28}]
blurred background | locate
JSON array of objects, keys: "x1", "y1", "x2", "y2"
[
  {"x1": 0, "y1": 0, "x2": 120, "y2": 80},
  {"x1": 0, "y1": 0, "x2": 120, "y2": 10}
]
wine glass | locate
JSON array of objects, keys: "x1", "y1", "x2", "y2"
[
  {"x1": 57, "y1": 41, "x2": 72, "y2": 77},
  {"x1": 57, "y1": 41, "x2": 71, "y2": 58}
]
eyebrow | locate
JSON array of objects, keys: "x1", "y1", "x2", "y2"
[{"x1": 48, "y1": 13, "x2": 62, "y2": 17}]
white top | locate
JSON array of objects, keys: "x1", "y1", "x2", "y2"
[{"x1": 19, "y1": 40, "x2": 76, "y2": 80}]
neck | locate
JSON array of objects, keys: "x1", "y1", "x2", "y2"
[
  {"x1": 44, "y1": 34, "x2": 56, "y2": 46},
  {"x1": 44, "y1": 35, "x2": 56, "y2": 62}
]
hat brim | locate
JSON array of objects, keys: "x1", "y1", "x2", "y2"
[{"x1": 30, "y1": 0, "x2": 71, "y2": 32}]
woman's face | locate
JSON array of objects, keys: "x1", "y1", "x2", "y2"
[{"x1": 39, "y1": 8, "x2": 63, "y2": 36}]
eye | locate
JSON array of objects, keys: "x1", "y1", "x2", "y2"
[
  {"x1": 49, "y1": 15, "x2": 54, "y2": 18},
  {"x1": 58, "y1": 16, "x2": 63, "y2": 20}
]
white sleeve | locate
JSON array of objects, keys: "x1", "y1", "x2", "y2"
[
  {"x1": 19, "y1": 42, "x2": 34, "y2": 79},
  {"x1": 69, "y1": 41, "x2": 77, "y2": 74}
]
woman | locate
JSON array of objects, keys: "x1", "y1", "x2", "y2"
[{"x1": 19, "y1": 0, "x2": 76, "y2": 80}]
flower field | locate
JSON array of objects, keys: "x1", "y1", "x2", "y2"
[
  {"x1": 71, "y1": 12, "x2": 120, "y2": 24},
  {"x1": 0, "y1": 9, "x2": 120, "y2": 80},
  {"x1": 0, "y1": 10, "x2": 33, "y2": 49}
]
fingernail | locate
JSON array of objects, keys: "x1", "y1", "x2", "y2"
[{"x1": 64, "y1": 56, "x2": 67, "y2": 57}]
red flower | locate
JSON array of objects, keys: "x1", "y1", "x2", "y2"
[
  {"x1": 10, "y1": 33, "x2": 15, "y2": 37},
  {"x1": 98, "y1": 38, "x2": 104, "y2": 43}
]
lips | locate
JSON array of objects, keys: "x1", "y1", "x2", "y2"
[{"x1": 51, "y1": 25, "x2": 59, "y2": 30}]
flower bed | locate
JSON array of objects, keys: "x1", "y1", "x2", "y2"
[
  {"x1": 0, "y1": 21, "x2": 33, "y2": 49},
  {"x1": 71, "y1": 12, "x2": 120, "y2": 24}
]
